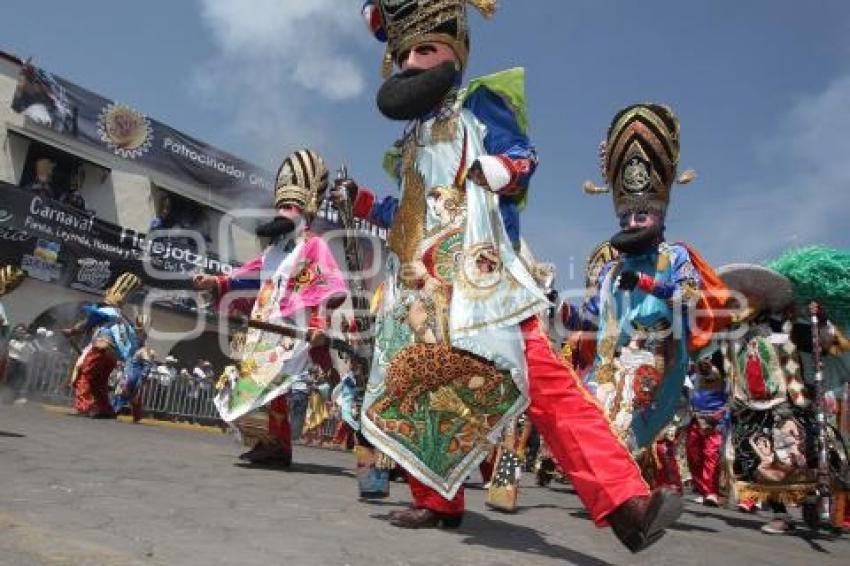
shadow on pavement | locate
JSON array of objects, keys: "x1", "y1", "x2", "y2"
[
  {"x1": 453, "y1": 510, "x2": 615, "y2": 565},
  {"x1": 0, "y1": 430, "x2": 25, "y2": 438},
  {"x1": 234, "y1": 461, "x2": 354, "y2": 479}
]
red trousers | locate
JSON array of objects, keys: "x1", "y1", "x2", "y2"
[
  {"x1": 649, "y1": 438, "x2": 683, "y2": 493},
  {"x1": 267, "y1": 396, "x2": 292, "y2": 455},
  {"x1": 685, "y1": 420, "x2": 722, "y2": 497},
  {"x1": 73, "y1": 348, "x2": 117, "y2": 417},
  {"x1": 409, "y1": 317, "x2": 649, "y2": 524}
]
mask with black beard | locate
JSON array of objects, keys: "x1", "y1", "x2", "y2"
[
  {"x1": 377, "y1": 61, "x2": 459, "y2": 121},
  {"x1": 255, "y1": 217, "x2": 295, "y2": 239},
  {"x1": 610, "y1": 224, "x2": 663, "y2": 255}
]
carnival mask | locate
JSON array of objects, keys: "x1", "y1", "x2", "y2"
[
  {"x1": 255, "y1": 216, "x2": 295, "y2": 239},
  {"x1": 377, "y1": 61, "x2": 459, "y2": 121},
  {"x1": 610, "y1": 223, "x2": 663, "y2": 255}
]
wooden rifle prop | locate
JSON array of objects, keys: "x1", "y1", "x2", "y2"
[
  {"x1": 807, "y1": 301, "x2": 833, "y2": 528},
  {"x1": 330, "y1": 165, "x2": 375, "y2": 374},
  {"x1": 225, "y1": 314, "x2": 367, "y2": 366},
  {"x1": 329, "y1": 166, "x2": 392, "y2": 494}
]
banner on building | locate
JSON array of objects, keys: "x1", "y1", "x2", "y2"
[
  {"x1": 0, "y1": 184, "x2": 234, "y2": 304},
  {"x1": 10, "y1": 61, "x2": 274, "y2": 205}
]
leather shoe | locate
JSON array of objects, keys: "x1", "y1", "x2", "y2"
[
  {"x1": 389, "y1": 508, "x2": 463, "y2": 529},
  {"x1": 239, "y1": 442, "x2": 292, "y2": 467},
  {"x1": 607, "y1": 488, "x2": 683, "y2": 553}
]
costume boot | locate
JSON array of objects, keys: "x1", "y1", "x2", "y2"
[{"x1": 607, "y1": 488, "x2": 683, "y2": 553}]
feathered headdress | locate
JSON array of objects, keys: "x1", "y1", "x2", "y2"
[{"x1": 768, "y1": 246, "x2": 850, "y2": 328}]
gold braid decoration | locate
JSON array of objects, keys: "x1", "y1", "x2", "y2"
[
  {"x1": 467, "y1": 0, "x2": 498, "y2": 18},
  {"x1": 387, "y1": 138, "x2": 427, "y2": 270},
  {"x1": 431, "y1": 115, "x2": 458, "y2": 144}
]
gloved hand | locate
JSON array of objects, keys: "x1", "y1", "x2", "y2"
[{"x1": 618, "y1": 270, "x2": 640, "y2": 292}]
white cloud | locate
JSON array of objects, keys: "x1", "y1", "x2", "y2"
[
  {"x1": 680, "y1": 73, "x2": 850, "y2": 265},
  {"x1": 190, "y1": 0, "x2": 370, "y2": 165}
]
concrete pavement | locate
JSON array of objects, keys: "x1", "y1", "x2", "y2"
[{"x1": 0, "y1": 404, "x2": 847, "y2": 566}]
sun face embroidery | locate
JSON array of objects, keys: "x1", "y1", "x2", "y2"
[{"x1": 288, "y1": 260, "x2": 327, "y2": 294}]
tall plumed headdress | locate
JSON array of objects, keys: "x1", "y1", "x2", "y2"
[
  {"x1": 582, "y1": 103, "x2": 696, "y2": 217},
  {"x1": 362, "y1": 0, "x2": 497, "y2": 77},
  {"x1": 274, "y1": 148, "x2": 329, "y2": 218},
  {"x1": 0, "y1": 265, "x2": 25, "y2": 296},
  {"x1": 103, "y1": 272, "x2": 142, "y2": 306},
  {"x1": 769, "y1": 246, "x2": 850, "y2": 329}
]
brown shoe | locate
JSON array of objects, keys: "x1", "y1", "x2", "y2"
[
  {"x1": 607, "y1": 488, "x2": 683, "y2": 553},
  {"x1": 389, "y1": 508, "x2": 463, "y2": 529}
]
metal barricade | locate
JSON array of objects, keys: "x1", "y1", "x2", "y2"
[
  {"x1": 139, "y1": 376, "x2": 223, "y2": 427},
  {"x1": 17, "y1": 353, "x2": 225, "y2": 427},
  {"x1": 25, "y1": 347, "x2": 75, "y2": 404}
]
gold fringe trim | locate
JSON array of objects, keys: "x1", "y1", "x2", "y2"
[
  {"x1": 382, "y1": 48, "x2": 393, "y2": 79},
  {"x1": 732, "y1": 481, "x2": 815, "y2": 506}
]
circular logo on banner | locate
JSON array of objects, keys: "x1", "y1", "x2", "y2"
[{"x1": 97, "y1": 103, "x2": 153, "y2": 159}]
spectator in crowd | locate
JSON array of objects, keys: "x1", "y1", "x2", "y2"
[
  {"x1": 60, "y1": 188, "x2": 87, "y2": 211},
  {"x1": 158, "y1": 355, "x2": 178, "y2": 387},
  {"x1": 150, "y1": 194, "x2": 175, "y2": 231},
  {"x1": 0, "y1": 292, "x2": 9, "y2": 381},
  {"x1": 25, "y1": 157, "x2": 57, "y2": 200},
  {"x1": 3, "y1": 324, "x2": 36, "y2": 404},
  {"x1": 192, "y1": 360, "x2": 214, "y2": 389},
  {"x1": 0, "y1": 266, "x2": 26, "y2": 397}
]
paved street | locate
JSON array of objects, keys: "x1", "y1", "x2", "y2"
[{"x1": 0, "y1": 404, "x2": 847, "y2": 566}]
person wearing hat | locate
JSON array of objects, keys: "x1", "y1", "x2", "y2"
[
  {"x1": 194, "y1": 148, "x2": 347, "y2": 467},
  {"x1": 63, "y1": 273, "x2": 143, "y2": 418},
  {"x1": 329, "y1": 2, "x2": 680, "y2": 553},
  {"x1": 717, "y1": 263, "x2": 816, "y2": 534}
]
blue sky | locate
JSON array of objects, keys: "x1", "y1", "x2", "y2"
[{"x1": 3, "y1": 0, "x2": 849, "y2": 289}]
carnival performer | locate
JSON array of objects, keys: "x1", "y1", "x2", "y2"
[
  {"x1": 63, "y1": 273, "x2": 143, "y2": 419},
  {"x1": 647, "y1": 423, "x2": 684, "y2": 495},
  {"x1": 576, "y1": 103, "x2": 727, "y2": 461},
  {"x1": 718, "y1": 263, "x2": 816, "y2": 535},
  {"x1": 334, "y1": 1, "x2": 683, "y2": 552},
  {"x1": 685, "y1": 356, "x2": 728, "y2": 506},
  {"x1": 111, "y1": 335, "x2": 156, "y2": 423},
  {"x1": 195, "y1": 148, "x2": 347, "y2": 467},
  {"x1": 768, "y1": 246, "x2": 850, "y2": 532}
]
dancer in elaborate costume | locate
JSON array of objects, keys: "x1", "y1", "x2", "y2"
[
  {"x1": 111, "y1": 335, "x2": 156, "y2": 423},
  {"x1": 768, "y1": 247, "x2": 850, "y2": 531},
  {"x1": 685, "y1": 356, "x2": 728, "y2": 505},
  {"x1": 577, "y1": 103, "x2": 727, "y2": 460},
  {"x1": 339, "y1": 1, "x2": 682, "y2": 552},
  {"x1": 64, "y1": 273, "x2": 143, "y2": 419},
  {"x1": 718, "y1": 263, "x2": 817, "y2": 534},
  {"x1": 196, "y1": 148, "x2": 347, "y2": 467}
]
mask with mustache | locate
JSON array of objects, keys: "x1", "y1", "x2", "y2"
[
  {"x1": 610, "y1": 224, "x2": 663, "y2": 255},
  {"x1": 377, "y1": 61, "x2": 460, "y2": 121},
  {"x1": 255, "y1": 217, "x2": 295, "y2": 239}
]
